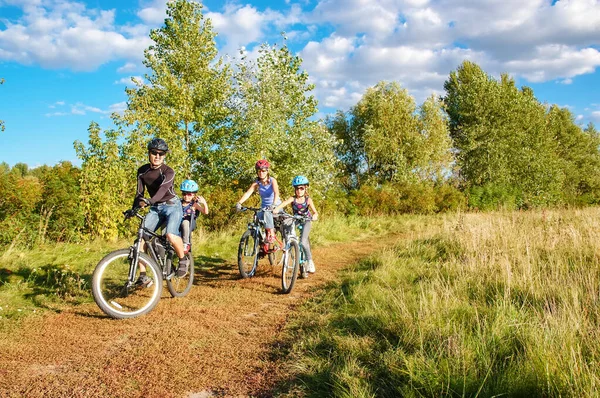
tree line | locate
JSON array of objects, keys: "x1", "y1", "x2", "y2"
[{"x1": 1, "y1": 0, "x2": 598, "y2": 246}]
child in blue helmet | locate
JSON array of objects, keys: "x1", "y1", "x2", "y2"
[
  {"x1": 179, "y1": 179, "x2": 209, "y2": 254},
  {"x1": 273, "y1": 175, "x2": 319, "y2": 274}
]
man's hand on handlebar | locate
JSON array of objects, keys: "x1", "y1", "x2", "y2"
[
  {"x1": 138, "y1": 198, "x2": 151, "y2": 208},
  {"x1": 123, "y1": 208, "x2": 137, "y2": 219}
]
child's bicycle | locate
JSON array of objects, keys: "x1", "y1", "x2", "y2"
[
  {"x1": 237, "y1": 206, "x2": 283, "y2": 278},
  {"x1": 91, "y1": 203, "x2": 195, "y2": 319},
  {"x1": 279, "y1": 212, "x2": 311, "y2": 294}
]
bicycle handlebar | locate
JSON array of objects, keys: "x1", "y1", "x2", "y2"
[
  {"x1": 278, "y1": 211, "x2": 313, "y2": 222},
  {"x1": 239, "y1": 206, "x2": 274, "y2": 212}
]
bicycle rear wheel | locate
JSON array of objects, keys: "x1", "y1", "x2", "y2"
[
  {"x1": 238, "y1": 229, "x2": 259, "y2": 278},
  {"x1": 167, "y1": 253, "x2": 194, "y2": 297},
  {"x1": 268, "y1": 228, "x2": 284, "y2": 267},
  {"x1": 281, "y1": 240, "x2": 299, "y2": 294},
  {"x1": 92, "y1": 249, "x2": 163, "y2": 319}
]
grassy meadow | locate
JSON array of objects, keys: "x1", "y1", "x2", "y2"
[
  {"x1": 2, "y1": 207, "x2": 600, "y2": 397},
  {"x1": 277, "y1": 207, "x2": 600, "y2": 397},
  {"x1": 0, "y1": 212, "x2": 413, "y2": 324}
]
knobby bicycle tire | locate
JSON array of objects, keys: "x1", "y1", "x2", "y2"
[
  {"x1": 238, "y1": 229, "x2": 259, "y2": 278},
  {"x1": 166, "y1": 252, "x2": 194, "y2": 297},
  {"x1": 281, "y1": 240, "x2": 300, "y2": 294},
  {"x1": 92, "y1": 249, "x2": 163, "y2": 319}
]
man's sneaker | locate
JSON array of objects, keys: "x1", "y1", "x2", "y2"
[
  {"x1": 307, "y1": 260, "x2": 316, "y2": 273},
  {"x1": 183, "y1": 243, "x2": 191, "y2": 254},
  {"x1": 177, "y1": 257, "x2": 190, "y2": 277},
  {"x1": 135, "y1": 274, "x2": 153, "y2": 288}
]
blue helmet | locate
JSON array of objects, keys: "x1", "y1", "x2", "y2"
[
  {"x1": 180, "y1": 179, "x2": 199, "y2": 193},
  {"x1": 292, "y1": 175, "x2": 309, "y2": 187}
]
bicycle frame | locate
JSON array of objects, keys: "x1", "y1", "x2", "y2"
[
  {"x1": 281, "y1": 213, "x2": 309, "y2": 269},
  {"x1": 128, "y1": 210, "x2": 175, "y2": 283}
]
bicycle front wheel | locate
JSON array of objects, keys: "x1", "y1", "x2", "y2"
[
  {"x1": 238, "y1": 229, "x2": 259, "y2": 278},
  {"x1": 281, "y1": 240, "x2": 300, "y2": 294},
  {"x1": 92, "y1": 249, "x2": 163, "y2": 319},
  {"x1": 167, "y1": 253, "x2": 194, "y2": 297}
]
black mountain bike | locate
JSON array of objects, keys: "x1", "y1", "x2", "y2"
[
  {"x1": 91, "y1": 205, "x2": 194, "y2": 319},
  {"x1": 237, "y1": 206, "x2": 283, "y2": 278}
]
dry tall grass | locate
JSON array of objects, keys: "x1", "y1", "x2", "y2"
[{"x1": 281, "y1": 208, "x2": 600, "y2": 397}]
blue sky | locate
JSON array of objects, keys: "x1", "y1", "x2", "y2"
[{"x1": 1, "y1": 0, "x2": 600, "y2": 168}]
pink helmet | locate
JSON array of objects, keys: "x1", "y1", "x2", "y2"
[{"x1": 255, "y1": 159, "x2": 270, "y2": 170}]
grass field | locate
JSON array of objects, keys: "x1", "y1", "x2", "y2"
[
  {"x1": 0, "y1": 212, "x2": 411, "y2": 322},
  {"x1": 2, "y1": 208, "x2": 600, "y2": 397},
  {"x1": 277, "y1": 208, "x2": 600, "y2": 397}
]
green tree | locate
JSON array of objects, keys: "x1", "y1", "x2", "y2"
[
  {"x1": 115, "y1": 0, "x2": 233, "y2": 180},
  {"x1": 225, "y1": 41, "x2": 338, "y2": 196},
  {"x1": 443, "y1": 61, "x2": 564, "y2": 206},
  {"x1": 326, "y1": 110, "x2": 366, "y2": 189},
  {"x1": 328, "y1": 81, "x2": 453, "y2": 186},
  {"x1": 74, "y1": 122, "x2": 130, "y2": 240},
  {"x1": 547, "y1": 107, "x2": 600, "y2": 204},
  {"x1": 31, "y1": 162, "x2": 84, "y2": 242}
]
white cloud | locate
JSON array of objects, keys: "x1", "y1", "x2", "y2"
[
  {"x1": 3, "y1": 0, "x2": 600, "y2": 114},
  {"x1": 117, "y1": 62, "x2": 142, "y2": 73},
  {"x1": 308, "y1": 0, "x2": 399, "y2": 38},
  {"x1": 504, "y1": 45, "x2": 600, "y2": 82},
  {"x1": 114, "y1": 76, "x2": 144, "y2": 86},
  {"x1": 0, "y1": 0, "x2": 152, "y2": 71},
  {"x1": 108, "y1": 101, "x2": 127, "y2": 114},
  {"x1": 44, "y1": 100, "x2": 125, "y2": 116},
  {"x1": 294, "y1": 0, "x2": 600, "y2": 110},
  {"x1": 137, "y1": 0, "x2": 168, "y2": 25}
]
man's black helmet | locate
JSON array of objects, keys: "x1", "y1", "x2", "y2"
[{"x1": 147, "y1": 138, "x2": 169, "y2": 152}]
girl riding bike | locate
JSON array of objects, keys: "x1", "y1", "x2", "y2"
[
  {"x1": 273, "y1": 175, "x2": 319, "y2": 274},
  {"x1": 235, "y1": 159, "x2": 281, "y2": 246}
]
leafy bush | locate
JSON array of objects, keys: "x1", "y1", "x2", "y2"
[
  {"x1": 434, "y1": 183, "x2": 466, "y2": 212},
  {"x1": 468, "y1": 183, "x2": 523, "y2": 211},
  {"x1": 201, "y1": 185, "x2": 245, "y2": 231}
]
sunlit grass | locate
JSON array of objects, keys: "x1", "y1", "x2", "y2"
[
  {"x1": 0, "y1": 213, "x2": 408, "y2": 322},
  {"x1": 280, "y1": 207, "x2": 600, "y2": 397}
]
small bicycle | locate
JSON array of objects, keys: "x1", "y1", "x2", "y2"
[
  {"x1": 279, "y1": 212, "x2": 311, "y2": 294},
  {"x1": 237, "y1": 206, "x2": 283, "y2": 278},
  {"x1": 91, "y1": 204, "x2": 194, "y2": 319}
]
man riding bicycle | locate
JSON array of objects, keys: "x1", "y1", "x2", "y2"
[{"x1": 133, "y1": 138, "x2": 189, "y2": 284}]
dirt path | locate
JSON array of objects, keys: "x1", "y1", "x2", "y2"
[{"x1": 0, "y1": 234, "x2": 400, "y2": 397}]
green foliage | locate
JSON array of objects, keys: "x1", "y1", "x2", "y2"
[
  {"x1": 31, "y1": 162, "x2": 84, "y2": 243},
  {"x1": 328, "y1": 81, "x2": 453, "y2": 187},
  {"x1": 116, "y1": 0, "x2": 233, "y2": 180},
  {"x1": 0, "y1": 162, "x2": 84, "y2": 246},
  {"x1": 443, "y1": 61, "x2": 573, "y2": 207},
  {"x1": 74, "y1": 122, "x2": 130, "y2": 240},
  {"x1": 468, "y1": 183, "x2": 522, "y2": 210},
  {"x1": 0, "y1": 167, "x2": 43, "y2": 246},
  {"x1": 199, "y1": 185, "x2": 244, "y2": 231},
  {"x1": 344, "y1": 182, "x2": 464, "y2": 216},
  {"x1": 225, "y1": 40, "x2": 338, "y2": 197},
  {"x1": 546, "y1": 107, "x2": 600, "y2": 205}
]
